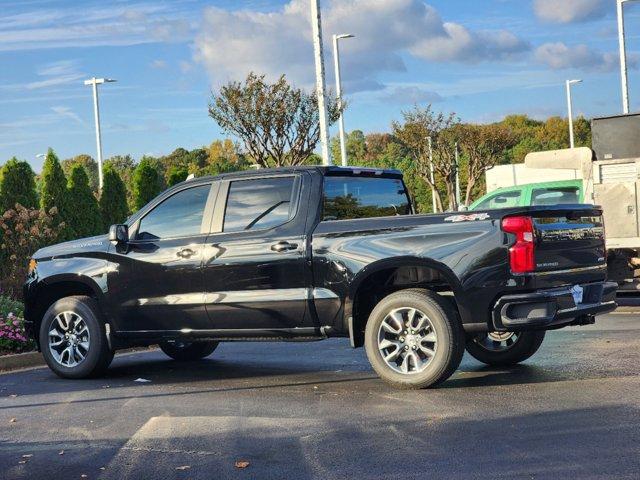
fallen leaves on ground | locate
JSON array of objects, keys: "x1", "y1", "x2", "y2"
[
  {"x1": 234, "y1": 460, "x2": 250, "y2": 469},
  {"x1": 175, "y1": 465, "x2": 191, "y2": 471},
  {"x1": 9, "y1": 418, "x2": 16, "y2": 423}
]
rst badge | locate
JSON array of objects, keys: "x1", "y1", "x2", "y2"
[{"x1": 444, "y1": 213, "x2": 491, "y2": 223}]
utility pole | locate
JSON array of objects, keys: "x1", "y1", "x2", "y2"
[
  {"x1": 428, "y1": 137, "x2": 437, "y2": 213},
  {"x1": 333, "y1": 33, "x2": 354, "y2": 167},
  {"x1": 618, "y1": 0, "x2": 631, "y2": 114},
  {"x1": 310, "y1": 0, "x2": 331, "y2": 166},
  {"x1": 84, "y1": 77, "x2": 116, "y2": 190},
  {"x1": 566, "y1": 79, "x2": 582, "y2": 148}
]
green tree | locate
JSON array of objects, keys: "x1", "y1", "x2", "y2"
[
  {"x1": 66, "y1": 165, "x2": 102, "y2": 237},
  {"x1": 105, "y1": 154, "x2": 136, "y2": 209},
  {"x1": 132, "y1": 158, "x2": 161, "y2": 211},
  {"x1": 0, "y1": 158, "x2": 38, "y2": 212},
  {"x1": 40, "y1": 148, "x2": 73, "y2": 239},
  {"x1": 99, "y1": 164, "x2": 129, "y2": 229},
  {"x1": 61, "y1": 154, "x2": 99, "y2": 192},
  {"x1": 166, "y1": 166, "x2": 189, "y2": 186}
]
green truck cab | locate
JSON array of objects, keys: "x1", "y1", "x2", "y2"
[{"x1": 469, "y1": 180, "x2": 584, "y2": 210}]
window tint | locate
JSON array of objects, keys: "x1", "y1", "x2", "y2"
[
  {"x1": 136, "y1": 185, "x2": 210, "y2": 240},
  {"x1": 323, "y1": 177, "x2": 411, "y2": 221},
  {"x1": 531, "y1": 187, "x2": 580, "y2": 206},
  {"x1": 223, "y1": 177, "x2": 297, "y2": 232},
  {"x1": 474, "y1": 190, "x2": 521, "y2": 210}
]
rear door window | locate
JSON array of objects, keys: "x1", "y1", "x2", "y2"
[
  {"x1": 323, "y1": 177, "x2": 411, "y2": 221},
  {"x1": 223, "y1": 176, "x2": 298, "y2": 232},
  {"x1": 474, "y1": 190, "x2": 521, "y2": 210},
  {"x1": 531, "y1": 187, "x2": 580, "y2": 206}
]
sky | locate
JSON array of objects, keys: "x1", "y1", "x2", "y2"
[{"x1": 1, "y1": 0, "x2": 639, "y2": 172}]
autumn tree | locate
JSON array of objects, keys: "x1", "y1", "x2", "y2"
[
  {"x1": 209, "y1": 73, "x2": 341, "y2": 167},
  {"x1": 392, "y1": 105, "x2": 460, "y2": 212},
  {"x1": 457, "y1": 124, "x2": 516, "y2": 207},
  {"x1": 0, "y1": 158, "x2": 38, "y2": 212}
]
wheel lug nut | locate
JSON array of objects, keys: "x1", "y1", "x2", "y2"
[
  {"x1": 412, "y1": 346, "x2": 417, "y2": 350},
  {"x1": 400, "y1": 337, "x2": 405, "y2": 342},
  {"x1": 404, "y1": 346, "x2": 409, "y2": 350}
]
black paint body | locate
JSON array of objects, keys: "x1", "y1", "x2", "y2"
[{"x1": 23, "y1": 166, "x2": 617, "y2": 349}]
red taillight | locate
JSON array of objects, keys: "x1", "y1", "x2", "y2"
[{"x1": 502, "y1": 216, "x2": 535, "y2": 274}]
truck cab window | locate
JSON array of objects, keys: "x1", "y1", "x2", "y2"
[
  {"x1": 531, "y1": 187, "x2": 580, "y2": 206},
  {"x1": 223, "y1": 177, "x2": 297, "y2": 232},
  {"x1": 474, "y1": 190, "x2": 521, "y2": 210},
  {"x1": 323, "y1": 177, "x2": 411, "y2": 221},
  {"x1": 136, "y1": 185, "x2": 211, "y2": 240}
]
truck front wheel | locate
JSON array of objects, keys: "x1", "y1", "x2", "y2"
[
  {"x1": 364, "y1": 289, "x2": 465, "y2": 389},
  {"x1": 465, "y1": 331, "x2": 545, "y2": 366}
]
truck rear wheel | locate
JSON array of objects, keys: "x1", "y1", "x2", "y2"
[
  {"x1": 364, "y1": 289, "x2": 464, "y2": 390},
  {"x1": 465, "y1": 331, "x2": 545, "y2": 366},
  {"x1": 159, "y1": 341, "x2": 218, "y2": 361},
  {"x1": 39, "y1": 296, "x2": 114, "y2": 379}
]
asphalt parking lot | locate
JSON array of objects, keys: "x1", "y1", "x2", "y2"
[{"x1": 1, "y1": 312, "x2": 639, "y2": 480}]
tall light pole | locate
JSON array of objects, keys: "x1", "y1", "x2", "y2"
[
  {"x1": 310, "y1": 0, "x2": 331, "y2": 166},
  {"x1": 84, "y1": 77, "x2": 116, "y2": 190},
  {"x1": 618, "y1": 0, "x2": 638, "y2": 114},
  {"x1": 333, "y1": 33, "x2": 354, "y2": 167},
  {"x1": 427, "y1": 137, "x2": 437, "y2": 213},
  {"x1": 566, "y1": 79, "x2": 582, "y2": 148}
]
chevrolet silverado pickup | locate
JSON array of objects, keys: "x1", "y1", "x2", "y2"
[{"x1": 24, "y1": 166, "x2": 617, "y2": 389}]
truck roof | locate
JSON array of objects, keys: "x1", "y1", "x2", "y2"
[{"x1": 189, "y1": 165, "x2": 404, "y2": 184}]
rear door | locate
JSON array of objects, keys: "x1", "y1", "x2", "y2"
[{"x1": 202, "y1": 173, "x2": 312, "y2": 330}]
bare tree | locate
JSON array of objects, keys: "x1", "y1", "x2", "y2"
[
  {"x1": 392, "y1": 105, "x2": 460, "y2": 212},
  {"x1": 209, "y1": 73, "x2": 340, "y2": 168},
  {"x1": 458, "y1": 124, "x2": 516, "y2": 207}
]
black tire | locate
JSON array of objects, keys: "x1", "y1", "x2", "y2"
[
  {"x1": 39, "y1": 296, "x2": 114, "y2": 379},
  {"x1": 465, "y1": 331, "x2": 545, "y2": 366},
  {"x1": 364, "y1": 289, "x2": 465, "y2": 390},
  {"x1": 159, "y1": 341, "x2": 218, "y2": 361}
]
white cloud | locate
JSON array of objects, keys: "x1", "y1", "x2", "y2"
[
  {"x1": 535, "y1": 42, "x2": 638, "y2": 72},
  {"x1": 533, "y1": 0, "x2": 608, "y2": 24},
  {"x1": 193, "y1": 0, "x2": 530, "y2": 93},
  {"x1": 150, "y1": 59, "x2": 167, "y2": 69},
  {"x1": 25, "y1": 59, "x2": 84, "y2": 90},
  {"x1": 382, "y1": 86, "x2": 443, "y2": 105},
  {"x1": 51, "y1": 106, "x2": 83, "y2": 125}
]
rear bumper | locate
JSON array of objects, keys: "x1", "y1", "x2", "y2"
[{"x1": 492, "y1": 281, "x2": 617, "y2": 331}]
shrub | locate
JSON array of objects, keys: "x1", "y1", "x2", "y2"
[
  {"x1": 0, "y1": 157, "x2": 38, "y2": 212},
  {"x1": 67, "y1": 165, "x2": 102, "y2": 237},
  {"x1": 0, "y1": 205, "x2": 61, "y2": 298},
  {"x1": 166, "y1": 166, "x2": 189, "y2": 186},
  {"x1": 99, "y1": 164, "x2": 129, "y2": 229},
  {"x1": 40, "y1": 148, "x2": 73, "y2": 240},
  {"x1": 133, "y1": 158, "x2": 161, "y2": 210}
]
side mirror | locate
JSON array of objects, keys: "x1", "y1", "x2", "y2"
[{"x1": 108, "y1": 224, "x2": 129, "y2": 244}]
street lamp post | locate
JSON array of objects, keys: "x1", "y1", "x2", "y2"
[
  {"x1": 618, "y1": 0, "x2": 639, "y2": 114},
  {"x1": 427, "y1": 137, "x2": 437, "y2": 213},
  {"x1": 566, "y1": 79, "x2": 582, "y2": 149},
  {"x1": 310, "y1": 0, "x2": 331, "y2": 166},
  {"x1": 333, "y1": 33, "x2": 354, "y2": 167},
  {"x1": 84, "y1": 77, "x2": 116, "y2": 190}
]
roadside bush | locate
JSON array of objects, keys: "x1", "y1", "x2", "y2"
[{"x1": 0, "y1": 204, "x2": 61, "y2": 298}]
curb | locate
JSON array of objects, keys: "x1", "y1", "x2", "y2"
[
  {"x1": 0, "y1": 351, "x2": 43, "y2": 372},
  {"x1": 0, "y1": 347, "x2": 158, "y2": 374}
]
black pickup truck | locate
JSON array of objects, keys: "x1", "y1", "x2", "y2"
[{"x1": 24, "y1": 166, "x2": 617, "y2": 389}]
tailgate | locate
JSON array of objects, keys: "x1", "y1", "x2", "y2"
[{"x1": 530, "y1": 206, "x2": 606, "y2": 272}]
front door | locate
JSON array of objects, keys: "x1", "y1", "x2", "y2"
[
  {"x1": 203, "y1": 173, "x2": 311, "y2": 330},
  {"x1": 109, "y1": 183, "x2": 215, "y2": 333}
]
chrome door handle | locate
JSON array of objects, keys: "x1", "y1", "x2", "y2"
[
  {"x1": 271, "y1": 241, "x2": 298, "y2": 252},
  {"x1": 177, "y1": 248, "x2": 196, "y2": 258}
]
